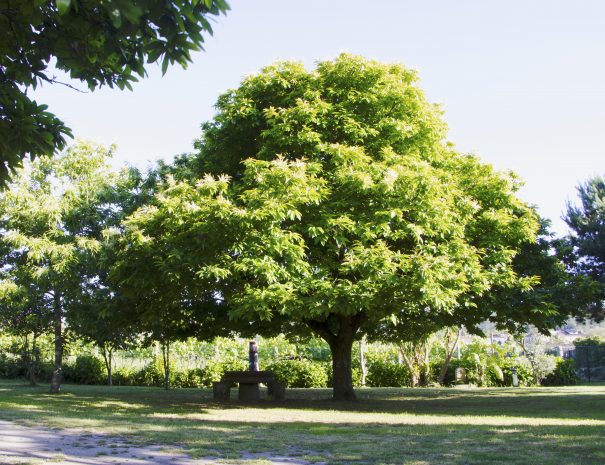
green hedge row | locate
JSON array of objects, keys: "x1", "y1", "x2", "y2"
[{"x1": 0, "y1": 353, "x2": 580, "y2": 388}]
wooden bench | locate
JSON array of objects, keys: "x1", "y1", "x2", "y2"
[{"x1": 213, "y1": 370, "x2": 285, "y2": 401}]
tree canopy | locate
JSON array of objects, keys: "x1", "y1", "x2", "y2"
[
  {"x1": 115, "y1": 54, "x2": 542, "y2": 400},
  {"x1": 0, "y1": 0, "x2": 229, "y2": 186},
  {"x1": 0, "y1": 141, "x2": 122, "y2": 392},
  {"x1": 562, "y1": 175, "x2": 605, "y2": 321}
]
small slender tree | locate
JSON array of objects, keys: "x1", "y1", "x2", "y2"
[{"x1": 0, "y1": 141, "x2": 118, "y2": 392}]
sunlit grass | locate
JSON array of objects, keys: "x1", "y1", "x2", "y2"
[{"x1": 0, "y1": 379, "x2": 603, "y2": 464}]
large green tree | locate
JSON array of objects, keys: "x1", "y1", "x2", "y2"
[
  {"x1": 116, "y1": 55, "x2": 540, "y2": 400},
  {"x1": 0, "y1": 141, "x2": 120, "y2": 392},
  {"x1": 562, "y1": 175, "x2": 605, "y2": 321},
  {"x1": 0, "y1": 0, "x2": 229, "y2": 186}
]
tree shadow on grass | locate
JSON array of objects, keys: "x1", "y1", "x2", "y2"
[
  {"x1": 1, "y1": 381, "x2": 605, "y2": 423},
  {"x1": 3, "y1": 415, "x2": 603, "y2": 465},
  {"x1": 212, "y1": 386, "x2": 605, "y2": 422},
  {"x1": 1, "y1": 381, "x2": 604, "y2": 465}
]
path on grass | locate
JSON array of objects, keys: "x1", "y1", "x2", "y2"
[{"x1": 0, "y1": 420, "x2": 320, "y2": 465}]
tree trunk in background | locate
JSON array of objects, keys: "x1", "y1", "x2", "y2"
[
  {"x1": 399, "y1": 347, "x2": 419, "y2": 387},
  {"x1": 28, "y1": 334, "x2": 38, "y2": 386},
  {"x1": 162, "y1": 340, "x2": 170, "y2": 390},
  {"x1": 438, "y1": 328, "x2": 461, "y2": 386},
  {"x1": 23, "y1": 335, "x2": 35, "y2": 386},
  {"x1": 359, "y1": 337, "x2": 367, "y2": 387},
  {"x1": 50, "y1": 290, "x2": 63, "y2": 394},
  {"x1": 101, "y1": 344, "x2": 113, "y2": 386}
]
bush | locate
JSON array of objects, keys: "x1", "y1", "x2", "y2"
[
  {"x1": 135, "y1": 360, "x2": 165, "y2": 387},
  {"x1": 112, "y1": 367, "x2": 137, "y2": 386},
  {"x1": 266, "y1": 359, "x2": 328, "y2": 388},
  {"x1": 65, "y1": 355, "x2": 105, "y2": 385},
  {"x1": 366, "y1": 359, "x2": 411, "y2": 387},
  {"x1": 172, "y1": 368, "x2": 206, "y2": 388},
  {"x1": 497, "y1": 358, "x2": 535, "y2": 387},
  {"x1": 0, "y1": 354, "x2": 24, "y2": 379},
  {"x1": 198, "y1": 361, "x2": 225, "y2": 387},
  {"x1": 434, "y1": 359, "x2": 463, "y2": 386},
  {"x1": 197, "y1": 359, "x2": 247, "y2": 388},
  {"x1": 542, "y1": 358, "x2": 579, "y2": 386}
]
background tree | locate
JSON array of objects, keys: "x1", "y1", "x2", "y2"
[
  {"x1": 0, "y1": 141, "x2": 118, "y2": 392},
  {"x1": 562, "y1": 175, "x2": 605, "y2": 321},
  {"x1": 67, "y1": 162, "x2": 158, "y2": 386},
  {"x1": 0, "y1": 0, "x2": 229, "y2": 185},
  {"x1": 0, "y1": 265, "x2": 53, "y2": 385},
  {"x1": 116, "y1": 55, "x2": 540, "y2": 400}
]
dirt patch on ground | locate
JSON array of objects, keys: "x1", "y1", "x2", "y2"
[{"x1": 0, "y1": 420, "x2": 324, "y2": 465}]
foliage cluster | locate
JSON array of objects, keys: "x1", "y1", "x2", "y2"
[
  {"x1": 265, "y1": 359, "x2": 329, "y2": 388},
  {"x1": 0, "y1": 0, "x2": 229, "y2": 184},
  {"x1": 561, "y1": 175, "x2": 605, "y2": 321},
  {"x1": 542, "y1": 358, "x2": 579, "y2": 386}
]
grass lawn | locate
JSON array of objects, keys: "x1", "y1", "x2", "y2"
[{"x1": 0, "y1": 379, "x2": 603, "y2": 465}]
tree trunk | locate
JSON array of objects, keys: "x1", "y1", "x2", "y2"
[
  {"x1": 307, "y1": 314, "x2": 364, "y2": 401},
  {"x1": 329, "y1": 333, "x2": 356, "y2": 401},
  {"x1": 101, "y1": 344, "x2": 113, "y2": 387},
  {"x1": 420, "y1": 343, "x2": 431, "y2": 387},
  {"x1": 438, "y1": 328, "x2": 461, "y2": 386},
  {"x1": 23, "y1": 334, "x2": 36, "y2": 386},
  {"x1": 162, "y1": 340, "x2": 170, "y2": 391},
  {"x1": 399, "y1": 346, "x2": 419, "y2": 387},
  {"x1": 359, "y1": 337, "x2": 367, "y2": 387},
  {"x1": 50, "y1": 290, "x2": 63, "y2": 394},
  {"x1": 29, "y1": 334, "x2": 38, "y2": 386}
]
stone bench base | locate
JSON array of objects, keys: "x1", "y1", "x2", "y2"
[{"x1": 213, "y1": 371, "x2": 285, "y2": 401}]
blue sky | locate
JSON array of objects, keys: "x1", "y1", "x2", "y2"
[{"x1": 34, "y1": 0, "x2": 605, "y2": 235}]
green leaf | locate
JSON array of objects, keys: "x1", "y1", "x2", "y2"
[{"x1": 56, "y1": 0, "x2": 71, "y2": 15}]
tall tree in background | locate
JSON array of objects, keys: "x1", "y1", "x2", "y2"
[
  {"x1": 562, "y1": 175, "x2": 605, "y2": 321},
  {"x1": 0, "y1": 264, "x2": 53, "y2": 385},
  {"x1": 0, "y1": 0, "x2": 229, "y2": 186},
  {"x1": 0, "y1": 141, "x2": 118, "y2": 392},
  {"x1": 116, "y1": 55, "x2": 540, "y2": 400},
  {"x1": 67, "y1": 166, "x2": 153, "y2": 386}
]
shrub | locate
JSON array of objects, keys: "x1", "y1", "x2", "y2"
[
  {"x1": 542, "y1": 358, "x2": 579, "y2": 386},
  {"x1": 172, "y1": 368, "x2": 205, "y2": 388},
  {"x1": 434, "y1": 359, "x2": 463, "y2": 386},
  {"x1": 65, "y1": 355, "x2": 105, "y2": 385},
  {"x1": 0, "y1": 354, "x2": 24, "y2": 379},
  {"x1": 499, "y1": 358, "x2": 535, "y2": 387},
  {"x1": 366, "y1": 359, "x2": 411, "y2": 387},
  {"x1": 266, "y1": 359, "x2": 328, "y2": 388},
  {"x1": 135, "y1": 360, "x2": 164, "y2": 387},
  {"x1": 198, "y1": 361, "x2": 225, "y2": 387},
  {"x1": 197, "y1": 359, "x2": 247, "y2": 388},
  {"x1": 112, "y1": 367, "x2": 137, "y2": 386}
]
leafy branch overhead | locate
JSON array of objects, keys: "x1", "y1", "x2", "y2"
[{"x1": 0, "y1": 0, "x2": 230, "y2": 186}]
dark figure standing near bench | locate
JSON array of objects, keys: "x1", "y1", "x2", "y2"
[{"x1": 213, "y1": 341, "x2": 285, "y2": 401}]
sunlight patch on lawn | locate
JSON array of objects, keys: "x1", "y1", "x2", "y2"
[
  {"x1": 193, "y1": 408, "x2": 605, "y2": 427},
  {"x1": 92, "y1": 400, "x2": 146, "y2": 410}
]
